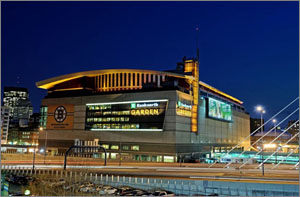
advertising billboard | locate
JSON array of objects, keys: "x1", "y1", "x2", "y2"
[
  {"x1": 47, "y1": 104, "x2": 74, "y2": 130},
  {"x1": 86, "y1": 100, "x2": 168, "y2": 131},
  {"x1": 176, "y1": 100, "x2": 192, "y2": 117},
  {"x1": 208, "y1": 98, "x2": 232, "y2": 121}
]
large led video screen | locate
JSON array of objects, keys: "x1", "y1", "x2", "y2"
[
  {"x1": 85, "y1": 100, "x2": 168, "y2": 131},
  {"x1": 208, "y1": 98, "x2": 232, "y2": 121}
]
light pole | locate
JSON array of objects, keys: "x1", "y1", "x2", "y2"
[
  {"x1": 32, "y1": 146, "x2": 36, "y2": 173},
  {"x1": 39, "y1": 127, "x2": 47, "y2": 164},
  {"x1": 256, "y1": 106, "x2": 265, "y2": 176}
]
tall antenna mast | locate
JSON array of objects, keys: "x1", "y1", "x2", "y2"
[{"x1": 196, "y1": 26, "x2": 200, "y2": 61}]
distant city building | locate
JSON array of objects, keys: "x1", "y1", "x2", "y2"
[
  {"x1": 12, "y1": 99, "x2": 33, "y2": 127},
  {"x1": 287, "y1": 120, "x2": 299, "y2": 136},
  {"x1": 3, "y1": 87, "x2": 29, "y2": 116},
  {"x1": 29, "y1": 113, "x2": 41, "y2": 129},
  {"x1": 7, "y1": 113, "x2": 40, "y2": 146},
  {"x1": 251, "y1": 130, "x2": 297, "y2": 153},
  {"x1": 250, "y1": 118, "x2": 264, "y2": 134},
  {"x1": 3, "y1": 87, "x2": 33, "y2": 128},
  {"x1": 1, "y1": 106, "x2": 11, "y2": 144}
]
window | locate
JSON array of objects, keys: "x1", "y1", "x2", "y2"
[
  {"x1": 101, "y1": 144, "x2": 109, "y2": 149},
  {"x1": 137, "y1": 73, "x2": 140, "y2": 86},
  {"x1": 122, "y1": 145, "x2": 129, "y2": 150},
  {"x1": 157, "y1": 156, "x2": 163, "y2": 162},
  {"x1": 108, "y1": 74, "x2": 111, "y2": 87},
  {"x1": 120, "y1": 73, "x2": 123, "y2": 86},
  {"x1": 133, "y1": 73, "x2": 135, "y2": 86},
  {"x1": 124, "y1": 73, "x2": 127, "y2": 86},
  {"x1": 110, "y1": 153, "x2": 117, "y2": 159},
  {"x1": 131, "y1": 145, "x2": 139, "y2": 151},
  {"x1": 163, "y1": 156, "x2": 174, "y2": 163},
  {"x1": 141, "y1": 155, "x2": 151, "y2": 162},
  {"x1": 116, "y1": 73, "x2": 119, "y2": 87},
  {"x1": 111, "y1": 145, "x2": 119, "y2": 150},
  {"x1": 128, "y1": 73, "x2": 131, "y2": 86}
]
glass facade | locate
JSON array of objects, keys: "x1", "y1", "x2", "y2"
[
  {"x1": 39, "y1": 106, "x2": 48, "y2": 128},
  {"x1": 85, "y1": 100, "x2": 168, "y2": 131}
]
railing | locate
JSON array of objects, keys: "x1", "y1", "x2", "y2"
[{"x1": 1, "y1": 165, "x2": 298, "y2": 196}]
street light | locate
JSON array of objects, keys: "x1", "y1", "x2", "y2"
[
  {"x1": 39, "y1": 127, "x2": 48, "y2": 164},
  {"x1": 256, "y1": 105, "x2": 265, "y2": 176}
]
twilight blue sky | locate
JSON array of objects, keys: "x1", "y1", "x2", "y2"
[{"x1": 2, "y1": 2, "x2": 299, "y2": 127}]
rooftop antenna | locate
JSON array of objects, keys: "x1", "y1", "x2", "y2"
[{"x1": 196, "y1": 26, "x2": 200, "y2": 61}]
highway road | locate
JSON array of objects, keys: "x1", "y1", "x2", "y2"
[{"x1": 2, "y1": 162, "x2": 299, "y2": 185}]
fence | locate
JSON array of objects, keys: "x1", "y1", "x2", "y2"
[{"x1": 1, "y1": 165, "x2": 299, "y2": 196}]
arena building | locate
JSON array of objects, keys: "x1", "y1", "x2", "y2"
[{"x1": 36, "y1": 58, "x2": 250, "y2": 162}]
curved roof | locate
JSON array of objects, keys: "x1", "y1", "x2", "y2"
[
  {"x1": 36, "y1": 68, "x2": 243, "y2": 105},
  {"x1": 36, "y1": 69, "x2": 185, "y2": 89}
]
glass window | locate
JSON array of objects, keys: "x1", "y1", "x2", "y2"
[
  {"x1": 124, "y1": 73, "x2": 127, "y2": 86},
  {"x1": 111, "y1": 145, "x2": 119, "y2": 150},
  {"x1": 128, "y1": 73, "x2": 131, "y2": 86},
  {"x1": 101, "y1": 144, "x2": 109, "y2": 149},
  {"x1": 133, "y1": 73, "x2": 135, "y2": 86},
  {"x1": 110, "y1": 153, "x2": 117, "y2": 159},
  {"x1": 131, "y1": 145, "x2": 139, "y2": 151},
  {"x1": 141, "y1": 155, "x2": 151, "y2": 162},
  {"x1": 163, "y1": 156, "x2": 174, "y2": 163},
  {"x1": 116, "y1": 73, "x2": 119, "y2": 87},
  {"x1": 122, "y1": 145, "x2": 129, "y2": 150},
  {"x1": 134, "y1": 155, "x2": 140, "y2": 161},
  {"x1": 120, "y1": 73, "x2": 123, "y2": 86}
]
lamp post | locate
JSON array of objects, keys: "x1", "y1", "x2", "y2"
[
  {"x1": 32, "y1": 146, "x2": 36, "y2": 173},
  {"x1": 256, "y1": 106, "x2": 265, "y2": 176},
  {"x1": 39, "y1": 127, "x2": 47, "y2": 164}
]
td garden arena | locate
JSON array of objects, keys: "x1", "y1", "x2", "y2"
[{"x1": 36, "y1": 58, "x2": 250, "y2": 163}]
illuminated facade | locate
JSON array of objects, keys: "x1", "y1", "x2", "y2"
[
  {"x1": 36, "y1": 59, "x2": 250, "y2": 162},
  {"x1": 1, "y1": 106, "x2": 11, "y2": 144}
]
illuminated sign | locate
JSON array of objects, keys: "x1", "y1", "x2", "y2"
[
  {"x1": 177, "y1": 101, "x2": 192, "y2": 109},
  {"x1": 208, "y1": 98, "x2": 232, "y2": 121},
  {"x1": 86, "y1": 100, "x2": 168, "y2": 131},
  {"x1": 176, "y1": 101, "x2": 192, "y2": 117},
  {"x1": 131, "y1": 108, "x2": 160, "y2": 116}
]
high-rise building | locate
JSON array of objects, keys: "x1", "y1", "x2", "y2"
[
  {"x1": 1, "y1": 106, "x2": 11, "y2": 144},
  {"x1": 287, "y1": 120, "x2": 299, "y2": 137},
  {"x1": 250, "y1": 118, "x2": 264, "y2": 134},
  {"x1": 12, "y1": 99, "x2": 33, "y2": 127},
  {"x1": 3, "y1": 87, "x2": 29, "y2": 115},
  {"x1": 3, "y1": 87, "x2": 33, "y2": 127}
]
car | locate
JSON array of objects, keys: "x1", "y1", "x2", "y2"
[
  {"x1": 152, "y1": 190, "x2": 175, "y2": 196},
  {"x1": 132, "y1": 189, "x2": 152, "y2": 196}
]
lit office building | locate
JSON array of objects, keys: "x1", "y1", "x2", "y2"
[
  {"x1": 1, "y1": 106, "x2": 11, "y2": 144},
  {"x1": 36, "y1": 58, "x2": 250, "y2": 162},
  {"x1": 3, "y1": 87, "x2": 29, "y2": 116},
  {"x1": 3, "y1": 87, "x2": 33, "y2": 127}
]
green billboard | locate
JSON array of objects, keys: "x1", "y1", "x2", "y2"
[{"x1": 208, "y1": 97, "x2": 232, "y2": 121}]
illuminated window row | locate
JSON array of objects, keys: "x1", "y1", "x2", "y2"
[
  {"x1": 87, "y1": 117, "x2": 130, "y2": 123},
  {"x1": 87, "y1": 105, "x2": 111, "y2": 110},
  {"x1": 92, "y1": 123, "x2": 139, "y2": 129},
  {"x1": 88, "y1": 111, "x2": 131, "y2": 116},
  {"x1": 101, "y1": 144, "x2": 139, "y2": 151},
  {"x1": 94, "y1": 72, "x2": 166, "y2": 92}
]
